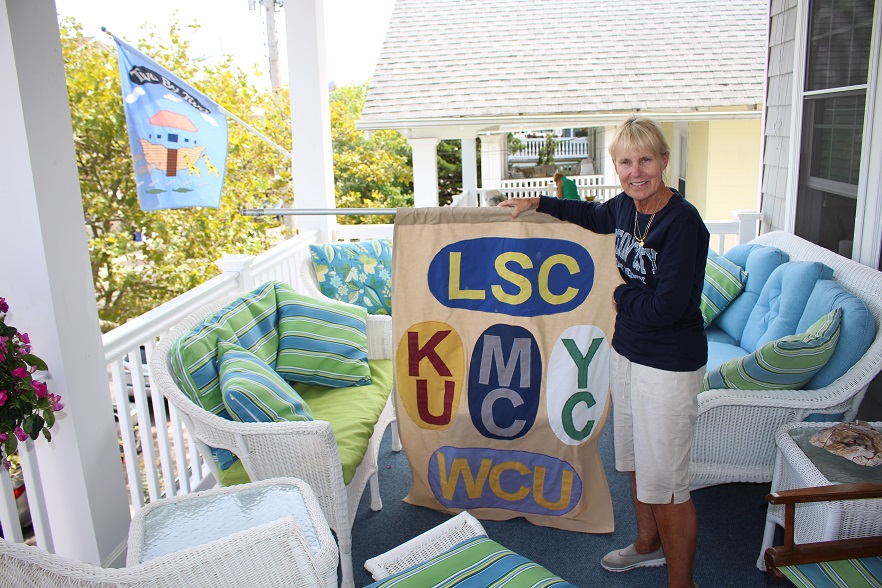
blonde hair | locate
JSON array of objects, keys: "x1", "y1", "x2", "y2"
[
  {"x1": 553, "y1": 171, "x2": 565, "y2": 182},
  {"x1": 607, "y1": 115, "x2": 670, "y2": 163}
]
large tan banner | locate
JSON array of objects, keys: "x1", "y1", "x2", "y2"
[{"x1": 392, "y1": 206, "x2": 623, "y2": 532}]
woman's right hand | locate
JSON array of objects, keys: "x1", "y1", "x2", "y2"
[{"x1": 498, "y1": 197, "x2": 540, "y2": 219}]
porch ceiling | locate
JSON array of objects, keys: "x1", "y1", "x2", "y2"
[{"x1": 359, "y1": 0, "x2": 767, "y2": 130}]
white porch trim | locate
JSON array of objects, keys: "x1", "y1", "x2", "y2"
[
  {"x1": 408, "y1": 137, "x2": 440, "y2": 207},
  {"x1": 2, "y1": 0, "x2": 130, "y2": 565},
  {"x1": 285, "y1": 0, "x2": 336, "y2": 241}
]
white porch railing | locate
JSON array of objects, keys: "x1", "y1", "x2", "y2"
[
  {"x1": 509, "y1": 137, "x2": 589, "y2": 161},
  {"x1": 0, "y1": 208, "x2": 758, "y2": 551},
  {"x1": 478, "y1": 175, "x2": 620, "y2": 205}
]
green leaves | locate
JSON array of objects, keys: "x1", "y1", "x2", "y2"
[{"x1": 22, "y1": 354, "x2": 47, "y2": 372}]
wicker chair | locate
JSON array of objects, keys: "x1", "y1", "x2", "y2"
[
  {"x1": 0, "y1": 488, "x2": 334, "y2": 588},
  {"x1": 690, "y1": 231, "x2": 882, "y2": 489},
  {"x1": 151, "y1": 293, "x2": 396, "y2": 588},
  {"x1": 763, "y1": 482, "x2": 882, "y2": 586}
]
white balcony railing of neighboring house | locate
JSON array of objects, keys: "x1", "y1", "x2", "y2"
[
  {"x1": 478, "y1": 175, "x2": 620, "y2": 205},
  {"x1": 509, "y1": 137, "x2": 589, "y2": 162},
  {"x1": 0, "y1": 205, "x2": 756, "y2": 552}
]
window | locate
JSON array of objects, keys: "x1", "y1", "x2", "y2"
[{"x1": 794, "y1": 0, "x2": 875, "y2": 256}]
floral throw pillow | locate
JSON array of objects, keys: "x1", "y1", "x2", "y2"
[{"x1": 309, "y1": 239, "x2": 392, "y2": 315}]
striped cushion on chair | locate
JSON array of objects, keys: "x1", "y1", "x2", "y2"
[
  {"x1": 702, "y1": 307, "x2": 842, "y2": 391},
  {"x1": 274, "y1": 284, "x2": 372, "y2": 388},
  {"x1": 364, "y1": 536, "x2": 576, "y2": 587},
  {"x1": 700, "y1": 249, "x2": 748, "y2": 328},
  {"x1": 218, "y1": 341, "x2": 314, "y2": 423},
  {"x1": 781, "y1": 556, "x2": 882, "y2": 588}
]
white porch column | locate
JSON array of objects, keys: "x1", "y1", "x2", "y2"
[
  {"x1": 602, "y1": 126, "x2": 618, "y2": 186},
  {"x1": 285, "y1": 0, "x2": 336, "y2": 241},
  {"x1": 461, "y1": 135, "x2": 478, "y2": 207},
  {"x1": 408, "y1": 137, "x2": 440, "y2": 207},
  {"x1": 2, "y1": 0, "x2": 130, "y2": 565},
  {"x1": 479, "y1": 134, "x2": 506, "y2": 189}
]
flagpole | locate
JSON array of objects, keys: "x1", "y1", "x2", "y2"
[
  {"x1": 218, "y1": 106, "x2": 291, "y2": 160},
  {"x1": 102, "y1": 28, "x2": 292, "y2": 160}
]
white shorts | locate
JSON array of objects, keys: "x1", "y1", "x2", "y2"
[{"x1": 609, "y1": 348, "x2": 704, "y2": 505}]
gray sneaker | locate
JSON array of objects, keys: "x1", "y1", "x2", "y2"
[{"x1": 600, "y1": 544, "x2": 666, "y2": 572}]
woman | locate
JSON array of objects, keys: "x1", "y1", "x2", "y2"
[
  {"x1": 553, "y1": 170, "x2": 581, "y2": 200},
  {"x1": 500, "y1": 115, "x2": 708, "y2": 588}
]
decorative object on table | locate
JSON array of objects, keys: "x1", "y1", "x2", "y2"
[
  {"x1": 0, "y1": 297, "x2": 63, "y2": 468},
  {"x1": 810, "y1": 420, "x2": 882, "y2": 467},
  {"x1": 392, "y1": 207, "x2": 622, "y2": 533}
]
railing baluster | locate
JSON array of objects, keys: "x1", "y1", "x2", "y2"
[
  {"x1": 110, "y1": 361, "x2": 144, "y2": 512},
  {"x1": 168, "y1": 404, "x2": 191, "y2": 494}
]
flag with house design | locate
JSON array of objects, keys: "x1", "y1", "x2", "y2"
[
  {"x1": 392, "y1": 206, "x2": 622, "y2": 532},
  {"x1": 111, "y1": 35, "x2": 228, "y2": 211}
]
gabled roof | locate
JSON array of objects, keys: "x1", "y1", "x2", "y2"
[{"x1": 360, "y1": 0, "x2": 767, "y2": 130}]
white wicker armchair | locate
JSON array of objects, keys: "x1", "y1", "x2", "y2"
[
  {"x1": 151, "y1": 293, "x2": 396, "y2": 588},
  {"x1": 690, "y1": 231, "x2": 882, "y2": 489}
]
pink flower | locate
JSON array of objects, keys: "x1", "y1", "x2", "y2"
[
  {"x1": 11, "y1": 367, "x2": 28, "y2": 379},
  {"x1": 49, "y1": 394, "x2": 63, "y2": 412},
  {"x1": 0, "y1": 390, "x2": 7, "y2": 407},
  {"x1": 0, "y1": 433, "x2": 6, "y2": 443},
  {"x1": 14, "y1": 427, "x2": 28, "y2": 442},
  {"x1": 19, "y1": 333, "x2": 29, "y2": 345},
  {"x1": 0, "y1": 349, "x2": 4, "y2": 362},
  {"x1": 0, "y1": 297, "x2": 7, "y2": 313},
  {"x1": 31, "y1": 381, "x2": 48, "y2": 399}
]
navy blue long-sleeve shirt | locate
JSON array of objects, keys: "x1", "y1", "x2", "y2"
[{"x1": 537, "y1": 189, "x2": 709, "y2": 372}]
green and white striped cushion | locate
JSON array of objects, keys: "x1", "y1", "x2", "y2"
[
  {"x1": 274, "y1": 284, "x2": 371, "y2": 388},
  {"x1": 702, "y1": 307, "x2": 842, "y2": 391},
  {"x1": 701, "y1": 249, "x2": 748, "y2": 327},
  {"x1": 364, "y1": 536, "x2": 576, "y2": 588},
  {"x1": 781, "y1": 556, "x2": 882, "y2": 588},
  {"x1": 169, "y1": 282, "x2": 281, "y2": 416},
  {"x1": 218, "y1": 340, "x2": 314, "y2": 423}
]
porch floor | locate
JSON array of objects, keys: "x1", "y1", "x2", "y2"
[{"x1": 350, "y1": 422, "x2": 782, "y2": 587}]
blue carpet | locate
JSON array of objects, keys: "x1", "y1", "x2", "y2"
[{"x1": 350, "y1": 422, "x2": 781, "y2": 587}]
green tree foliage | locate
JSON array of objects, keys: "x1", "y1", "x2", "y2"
[
  {"x1": 330, "y1": 83, "x2": 412, "y2": 225},
  {"x1": 61, "y1": 18, "x2": 291, "y2": 331}
]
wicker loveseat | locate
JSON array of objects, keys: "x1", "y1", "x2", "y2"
[
  {"x1": 151, "y1": 282, "x2": 396, "y2": 588},
  {"x1": 690, "y1": 231, "x2": 882, "y2": 489}
]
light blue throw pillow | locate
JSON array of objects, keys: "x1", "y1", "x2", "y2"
[
  {"x1": 700, "y1": 249, "x2": 748, "y2": 327},
  {"x1": 309, "y1": 239, "x2": 393, "y2": 315},
  {"x1": 218, "y1": 340, "x2": 314, "y2": 423}
]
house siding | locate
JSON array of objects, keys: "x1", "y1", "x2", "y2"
[{"x1": 760, "y1": 0, "x2": 799, "y2": 233}]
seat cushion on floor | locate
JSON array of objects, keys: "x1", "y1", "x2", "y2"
[
  {"x1": 363, "y1": 535, "x2": 576, "y2": 588},
  {"x1": 780, "y1": 556, "x2": 882, "y2": 588}
]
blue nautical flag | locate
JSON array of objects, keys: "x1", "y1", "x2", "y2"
[{"x1": 111, "y1": 35, "x2": 228, "y2": 211}]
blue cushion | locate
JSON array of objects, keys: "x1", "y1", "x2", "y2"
[
  {"x1": 799, "y1": 280, "x2": 876, "y2": 389},
  {"x1": 741, "y1": 262, "x2": 834, "y2": 353},
  {"x1": 218, "y1": 340, "x2": 314, "y2": 423},
  {"x1": 705, "y1": 324, "x2": 738, "y2": 346},
  {"x1": 707, "y1": 341, "x2": 750, "y2": 372},
  {"x1": 700, "y1": 249, "x2": 748, "y2": 327},
  {"x1": 715, "y1": 244, "x2": 789, "y2": 345},
  {"x1": 309, "y1": 239, "x2": 393, "y2": 315}
]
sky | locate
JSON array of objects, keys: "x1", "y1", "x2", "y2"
[{"x1": 53, "y1": 0, "x2": 396, "y2": 87}]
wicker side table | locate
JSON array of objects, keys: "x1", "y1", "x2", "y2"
[
  {"x1": 756, "y1": 421, "x2": 882, "y2": 571},
  {"x1": 127, "y1": 477, "x2": 339, "y2": 587}
]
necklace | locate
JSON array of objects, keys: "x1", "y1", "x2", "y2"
[{"x1": 633, "y1": 209, "x2": 657, "y2": 248}]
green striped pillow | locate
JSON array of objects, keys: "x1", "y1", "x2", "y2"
[
  {"x1": 274, "y1": 284, "x2": 372, "y2": 388},
  {"x1": 364, "y1": 536, "x2": 576, "y2": 587},
  {"x1": 702, "y1": 308, "x2": 842, "y2": 391},
  {"x1": 701, "y1": 250, "x2": 748, "y2": 327},
  {"x1": 218, "y1": 341, "x2": 314, "y2": 423}
]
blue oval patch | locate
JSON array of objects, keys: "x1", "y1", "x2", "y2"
[
  {"x1": 468, "y1": 324, "x2": 541, "y2": 440},
  {"x1": 428, "y1": 446, "x2": 582, "y2": 515},
  {"x1": 427, "y1": 237, "x2": 594, "y2": 317}
]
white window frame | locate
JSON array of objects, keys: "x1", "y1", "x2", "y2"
[{"x1": 786, "y1": 0, "x2": 882, "y2": 266}]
